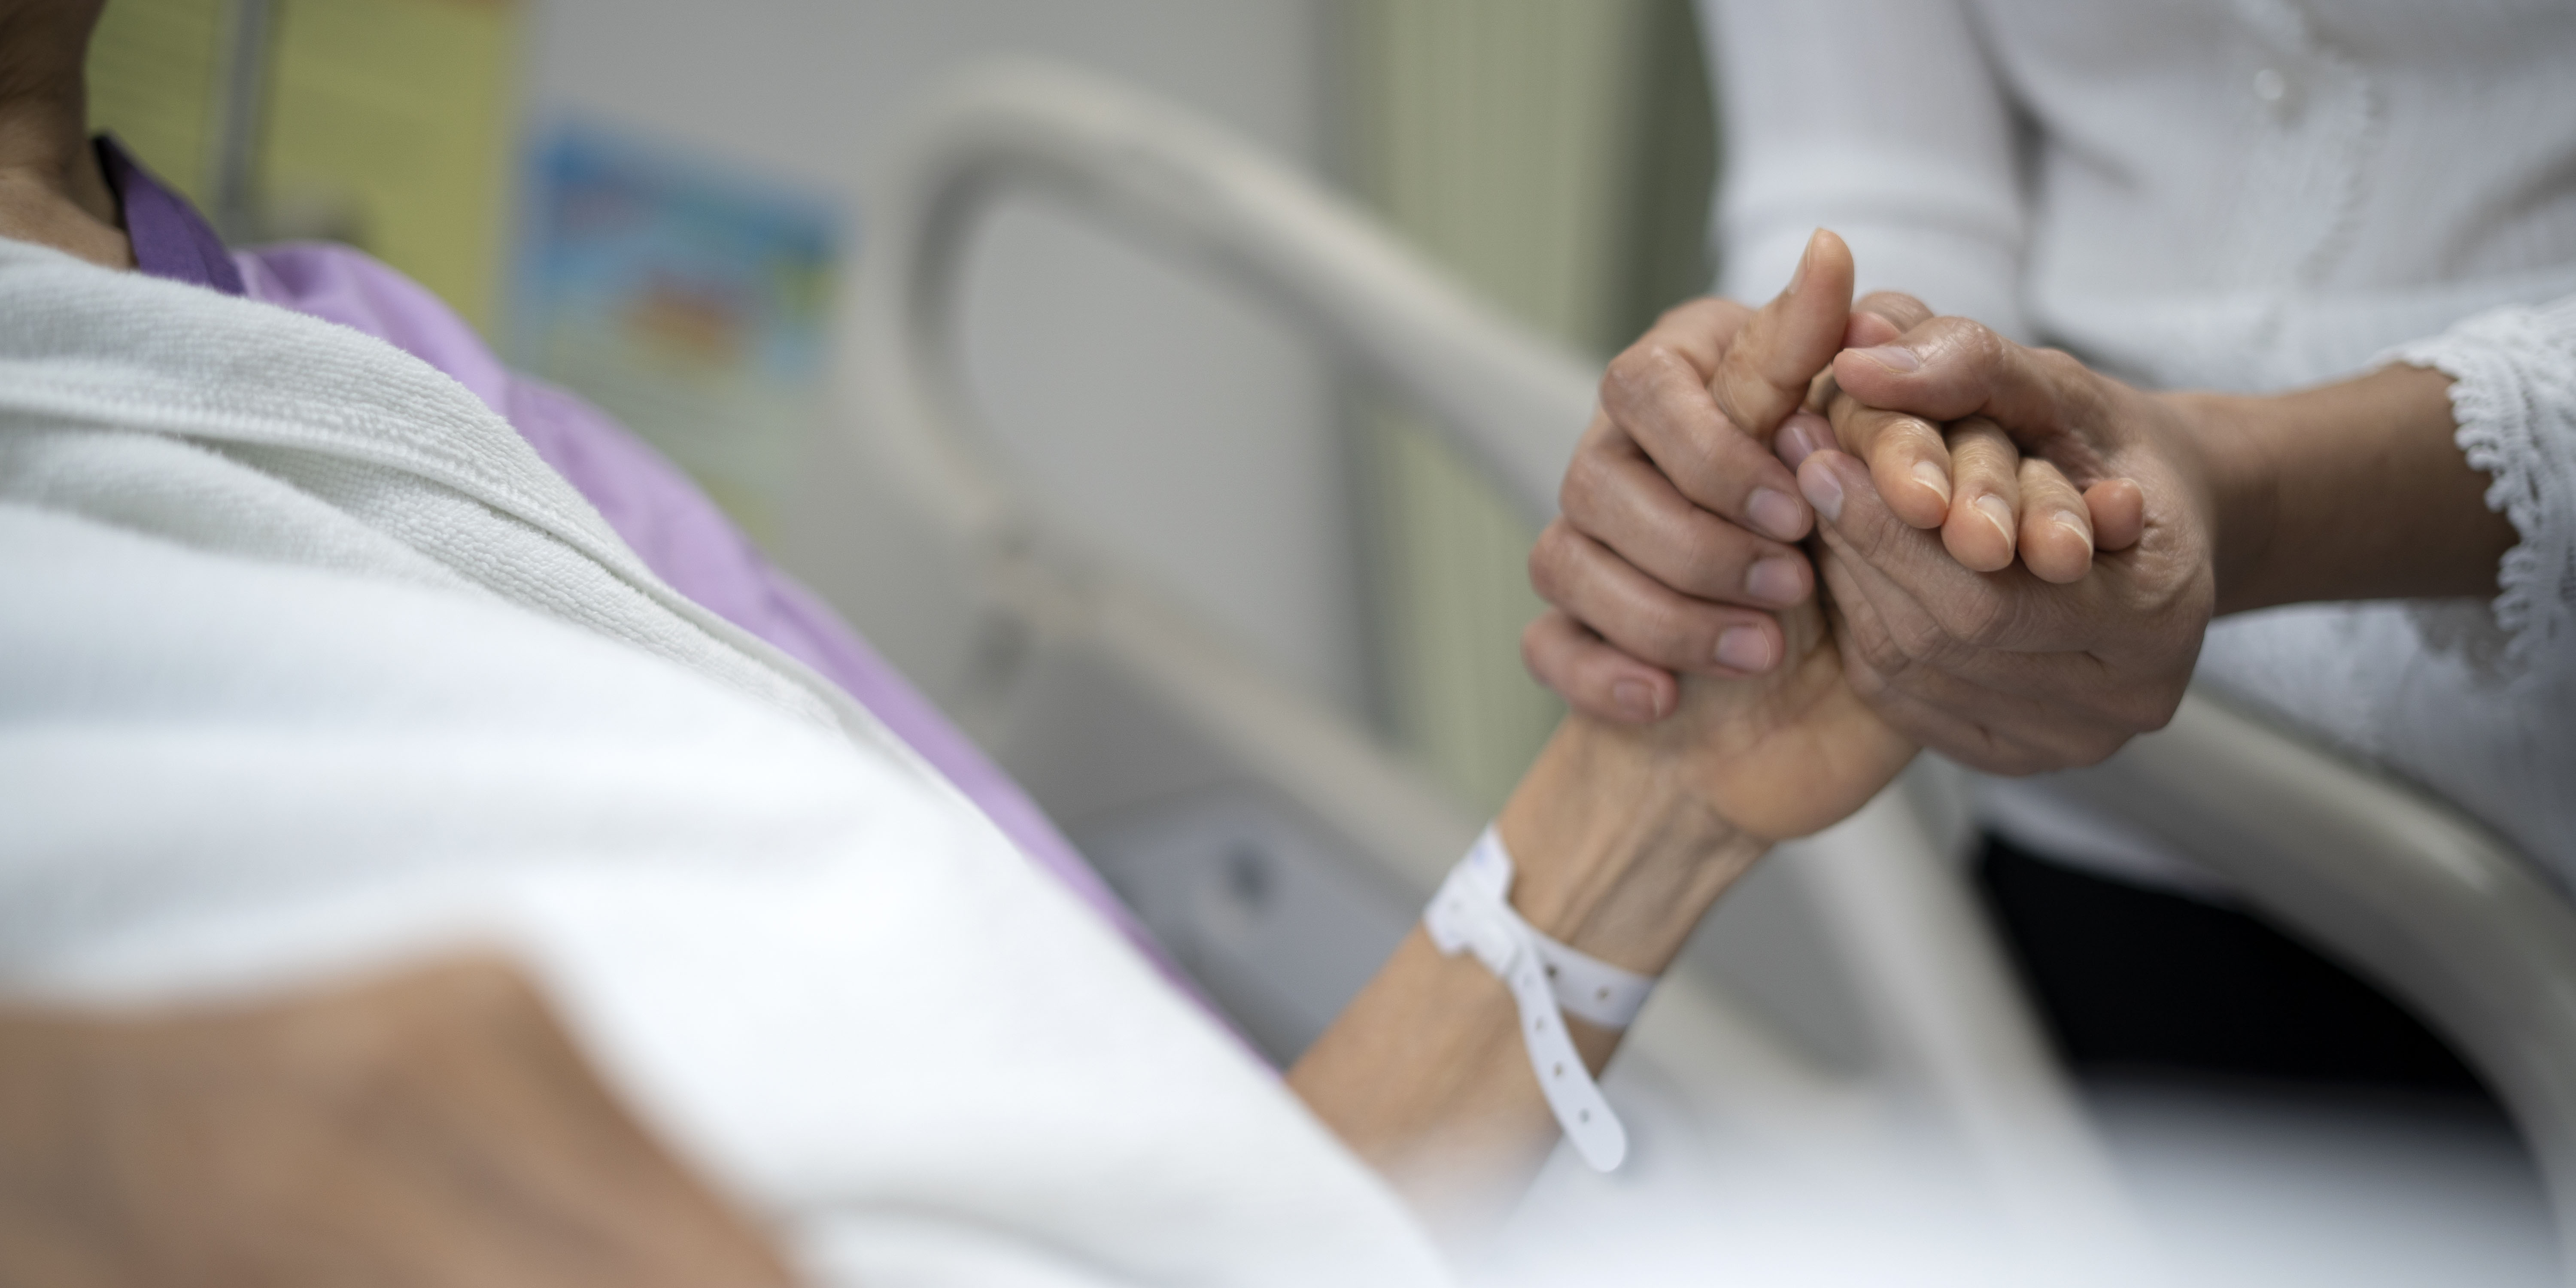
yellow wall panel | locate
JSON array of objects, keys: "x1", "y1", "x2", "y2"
[
  {"x1": 261, "y1": 0, "x2": 521, "y2": 331},
  {"x1": 1342, "y1": 0, "x2": 1712, "y2": 811},
  {"x1": 86, "y1": 0, "x2": 229, "y2": 204}
]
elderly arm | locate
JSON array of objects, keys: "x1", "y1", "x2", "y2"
[
  {"x1": 1293, "y1": 595, "x2": 1912, "y2": 1239},
  {"x1": 1292, "y1": 244, "x2": 1918, "y2": 1239}
]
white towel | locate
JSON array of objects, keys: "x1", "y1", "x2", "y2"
[{"x1": 0, "y1": 237, "x2": 1446, "y2": 1288}]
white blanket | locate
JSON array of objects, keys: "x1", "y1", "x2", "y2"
[{"x1": 0, "y1": 238, "x2": 1446, "y2": 1287}]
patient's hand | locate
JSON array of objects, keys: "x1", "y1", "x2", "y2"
[
  {"x1": 1293, "y1": 238, "x2": 1914, "y2": 1241},
  {"x1": 1297, "y1": 589, "x2": 1911, "y2": 1242},
  {"x1": 1519, "y1": 229, "x2": 1878, "y2": 723},
  {"x1": 1794, "y1": 320, "x2": 2218, "y2": 772},
  {"x1": 0, "y1": 958, "x2": 795, "y2": 1288},
  {"x1": 1522, "y1": 234, "x2": 2141, "y2": 732},
  {"x1": 1586, "y1": 595, "x2": 1914, "y2": 843}
]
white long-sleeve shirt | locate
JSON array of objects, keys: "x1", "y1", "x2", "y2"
[{"x1": 1698, "y1": 0, "x2": 2576, "y2": 885}]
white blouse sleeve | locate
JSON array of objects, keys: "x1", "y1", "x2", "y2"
[
  {"x1": 1698, "y1": 0, "x2": 2029, "y2": 339},
  {"x1": 2388, "y1": 294, "x2": 2576, "y2": 668}
]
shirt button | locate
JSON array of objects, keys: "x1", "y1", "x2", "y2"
[{"x1": 2253, "y1": 67, "x2": 2288, "y2": 104}]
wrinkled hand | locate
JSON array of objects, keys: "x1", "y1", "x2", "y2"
[
  {"x1": 1525, "y1": 230, "x2": 1883, "y2": 720},
  {"x1": 1803, "y1": 320, "x2": 2214, "y2": 772},
  {"x1": 1522, "y1": 229, "x2": 1916, "y2": 837},
  {"x1": 1617, "y1": 586, "x2": 1918, "y2": 841},
  {"x1": 1524, "y1": 231, "x2": 2115, "y2": 729}
]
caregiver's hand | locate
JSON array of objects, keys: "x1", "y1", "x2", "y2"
[
  {"x1": 1524, "y1": 229, "x2": 2083, "y2": 724},
  {"x1": 1801, "y1": 321, "x2": 2209, "y2": 772},
  {"x1": 1807, "y1": 316, "x2": 2514, "y2": 774}
]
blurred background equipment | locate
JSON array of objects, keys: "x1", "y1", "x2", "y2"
[
  {"x1": 1339, "y1": 0, "x2": 1715, "y2": 810},
  {"x1": 512, "y1": 124, "x2": 838, "y2": 540}
]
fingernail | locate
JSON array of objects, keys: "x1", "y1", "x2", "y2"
[
  {"x1": 1786, "y1": 229, "x2": 1819, "y2": 295},
  {"x1": 1746, "y1": 555, "x2": 1805, "y2": 605},
  {"x1": 1716, "y1": 626, "x2": 1775, "y2": 672},
  {"x1": 1856, "y1": 345, "x2": 1920, "y2": 373},
  {"x1": 1776, "y1": 411, "x2": 1830, "y2": 469},
  {"x1": 1911, "y1": 459, "x2": 1952, "y2": 506},
  {"x1": 2053, "y1": 510, "x2": 2090, "y2": 541},
  {"x1": 1799, "y1": 462, "x2": 1844, "y2": 522},
  {"x1": 1747, "y1": 487, "x2": 1805, "y2": 541},
  {"x1": 1610, "y1": 679, "x2": 1660, "y2": 721},
  {"x1": 1975, "y1": 494, "x2": 2015, "y2": 544}
]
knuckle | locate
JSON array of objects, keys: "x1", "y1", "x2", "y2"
[
  {"x1": 1602, "y1": 344, "x2": 1677, "y2": 411},
  {"x1": 1928, "y1": 589, "x2": 2011, "y2": 647},
  {"x1": 1886, "y1": 610, "x2": 1952, "y2": 664},
  {"x1": 1519, "y1": 617, "x2": 1562, "y2": 678},
  {"x1": 1558, "y1": 450, "x2": 1610, "y2": 522},
  {"x1": 1842, "y1": 652, "x2": 1897, "y2": 705},
  {"x1": 1526, "y1": 529, "x2": 1574, "y2": 601},
  {"x1": 1852, "y1": 406, "x2": 1909, "y2": 452},
  {"x1": 2031, "y1": 346, "x2": 2086, "y2": 379},
  {"x1": 1920, "y1": 316, "x2": 2005, "y2": 372},
  {"x1": 1662, "y1": 441, "x2": 1732, "y2": 506},
  {"x1": 1853, "y1": 616, "x2": 1920, "y2": 678},
  {"x1": 1962, "y1": 322, "x2": 2008, "y2": 369},
  {"x1": 1640, "y1": 604, "x2": 1706, "y2": 664},
  {"x1": 1856, "y1": 290, "x2": 1931, "y2": 328},
  {"x1": 1674, "y1": 519, "x2": 1736, "y2": 584}
]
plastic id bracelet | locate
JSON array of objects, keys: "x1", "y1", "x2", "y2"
[{"x1": 1422, "y1": 826, "x2": 1654, "y2": 1171}]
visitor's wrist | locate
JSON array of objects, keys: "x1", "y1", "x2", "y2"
[{"x1": 2166, "y1": 389, "x2": 2279, "y2": 617}]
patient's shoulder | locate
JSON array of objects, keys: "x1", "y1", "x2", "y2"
[{"x1": 234, "y1": 243, "x2": 517, "y2": 418}]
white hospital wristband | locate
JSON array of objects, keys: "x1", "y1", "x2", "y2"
[{"x1": 1422, "y1": 826, "x2": 1653, "y2": 1171}]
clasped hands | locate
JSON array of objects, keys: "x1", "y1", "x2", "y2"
[{"x1": 1525, "y1": 228, "x2": 2223, "y2": 778}]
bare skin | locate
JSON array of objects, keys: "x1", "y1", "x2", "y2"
[
  {"x1": 0, "y1": 0, "x2": 130, "y2": 270},
  {"x1": 1521, "y1": 230, "x2": 2129, "y2": 726},
  {"x1": 1293, "y1": 597, "x2": 1911, "y2": 1240},
  {"x1": 1295, "y1": 254, "x2": 1916, "y2": 1242},
  {"x1": 1528, "y1": 260, "x2": 2511, "y2": 776},
  {"x1": 1774, "y1": 327, "x2": 2509, "y2": 771}
]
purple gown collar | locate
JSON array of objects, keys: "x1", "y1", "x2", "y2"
[{"x1": 97, "y1": 133, "x2": 246, "y2": 297}]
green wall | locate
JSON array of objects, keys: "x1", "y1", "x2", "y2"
[{"x1": 1340, "y1": 0, "x2": 1715, "y2": 811}]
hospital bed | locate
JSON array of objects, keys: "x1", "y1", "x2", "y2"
[{"x1": 793, "y1": 59, "x2": 2576, "y2": 1282}]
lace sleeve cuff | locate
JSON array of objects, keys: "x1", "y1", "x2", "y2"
[{"x1": 2385, "y1": 293, "x2": 2576, "y2": 670}]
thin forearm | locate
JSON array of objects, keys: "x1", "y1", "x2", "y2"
[
  {"x1": 2187, "y1": 365, "x2": 2516, "y2": 614},
  {"x1": 1287, "y1": 717, "x2": 1763, "y2": 1233}
]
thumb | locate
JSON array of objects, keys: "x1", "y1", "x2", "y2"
[
  {"x1": 1833, "y1": 316, "x2": 2138, "y2": 498},
  {"x1": 1832, "y1": 316, "x2": 2106, "y2": 456},
  {"x1": 1710, "y1": 228, "x2": 1854, "y2": 440}
]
